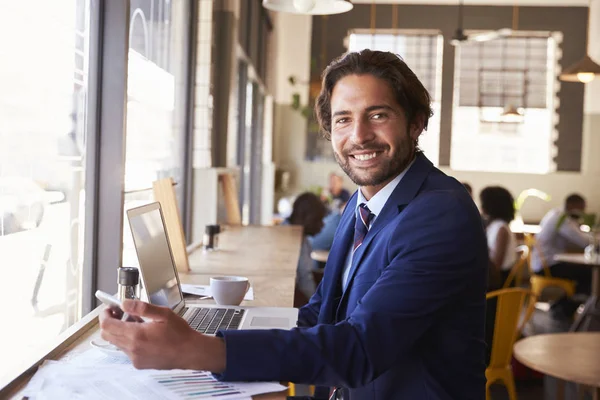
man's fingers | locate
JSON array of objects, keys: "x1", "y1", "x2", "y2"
[{"x1": 121, "y1": 299, "x2": 172, "y2": 321}]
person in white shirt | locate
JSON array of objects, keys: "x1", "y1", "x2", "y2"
[
  {"x1": 531, "y1": 194, "x2": 592, "y2": 296},
  {"x1": 479, "y1": 186, "x2": 518, "y2": 289}
]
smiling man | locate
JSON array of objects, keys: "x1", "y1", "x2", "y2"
[{"x1": 100, "y1": 50, "x2": 488, "y2": 400}]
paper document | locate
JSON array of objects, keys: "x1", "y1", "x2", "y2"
[
  {"x1": 24, "y1": 350, "x2": 285, "y2": 400},
  {"x1": 181, "y1": 284, "x2": 254, "y2": 301}
]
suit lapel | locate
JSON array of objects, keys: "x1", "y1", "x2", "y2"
[
  {"x1": 339, "y1": 153, "x2": 435, "y2": 303},
  {"x1": 319, "y1": 194, "x2": 357, "y2": 321}
]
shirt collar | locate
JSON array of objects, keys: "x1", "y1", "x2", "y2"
[{"x1": 356, "y1": 156, "x2": 417, "y2": 220}]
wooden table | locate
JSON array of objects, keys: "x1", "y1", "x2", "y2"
[
  {"x1": 1, "y1": 225, "x2": 302, "y2": 400},
  {"x1": 188, "y1": 225, "x2": 303, "y2": 276},
  {"x1": 514, "y1": 333, "x2": 600, "y2": 400},
  {"x1": 554, "y1": 253, "x2": 600, "y2": 332}
]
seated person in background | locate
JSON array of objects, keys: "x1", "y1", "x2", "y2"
[
  {"x1": 480, "y1": 186, "x2": 517, "y2": 289},
  {"x1": 480, "y1": 186, "x2": 517, "y2": 365},
  {"x1": 322, "y1": 172, "x2": 350, "y2": 211},
  {"x1": 308, "y1": 197, "x2": 347, "y2": 253},
  {"x1": 284, "y1": 192, "x2": 327, "y2": 306},
  {"x1": 532, "y1": 194, "x2": 592, "y2": 297},
  {"x1": 462, "y1": 182, "x2": 473, "y2": 198}
]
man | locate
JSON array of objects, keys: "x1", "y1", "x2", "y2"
[
  {"x1": 100, "y1": 50, "x2": 488, "y2": 399},
  {"x1": 324, "y1": 173, "x2": 351, "y2": 211},
  {"x1": 531, "y1": 193, "x2": 592, "y2": 296}
]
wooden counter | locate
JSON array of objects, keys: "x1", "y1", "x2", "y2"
[
  {"x1": 1, "y1": 225, "x2": 303, "y2": 400},
  {"x1": 188, "y1": 225, "x2": 303, "y2": 276}
]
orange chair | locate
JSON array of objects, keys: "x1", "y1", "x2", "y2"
[
  {"x1": 502, "y1": 245, "x2": 530, "y2": 288},
  {"x1": 486, "y1": 288, "x2": 535, "y2": 400}
]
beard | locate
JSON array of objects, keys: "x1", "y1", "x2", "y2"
[{"x1": 334, "y1": 140, "x2": 415, "y2": 187}]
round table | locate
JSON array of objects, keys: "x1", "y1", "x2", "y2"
[
  {"x1": 514, "y1": 333, "x2": 600, "y2": 400},
  {"x1": 554, "y1": 253, "x2": 600, "y2": 331}
]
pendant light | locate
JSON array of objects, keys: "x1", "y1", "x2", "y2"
[
  {"x1": 370, "y1": 0, "x2": 376, "y2": 49},
  {"x1": 500, "y1": 17, "x2": 524, "y2": 122},
  {"x1": 560, "y1": 0, "x2": 600, "y2": 83},
  {"x1": 262, "y1": 0, "x2": 353, "y2": 15}
]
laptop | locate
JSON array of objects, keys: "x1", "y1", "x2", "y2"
[{"x1": 126, "y1": 202, "x2": 298, "y2": 335}]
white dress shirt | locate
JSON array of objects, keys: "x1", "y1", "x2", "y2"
[
  {"x1": 341, "y1": 158, "x2": 416, "y2": 290},
  {"x1": 531, "y1": 207, "x2": 590, "y2": 272}
]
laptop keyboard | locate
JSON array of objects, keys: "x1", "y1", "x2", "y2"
[{"x1": 179, "y1": 307, "x2": 245, "y2": 334}]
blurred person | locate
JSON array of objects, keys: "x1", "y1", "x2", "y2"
[
  {"x1": 462, "y1": 182, "x2": 473, "y2": 198},
  {"x1": 479, "y1": 186, "x2": 517, "y2": 365},
  {"x1": 532, "y1": 194, "x2": 592, "y2": 318},
  {"x1": 480, "y1": 186, "x2": 517, "y2": 289},
  {"x1": 285, "y1": 192, "x2": 327, "y2": 305},
  {"x1": 323, "y1": 173, "x2": 350, "y2": 211}
]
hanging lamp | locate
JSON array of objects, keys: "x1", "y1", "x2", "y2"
[
  {"x1": 560, "y1": 0, "x2": 600, "y2": 83},
  {"x1": 500, "y1": 4, "x2": 524, "y2": 121},
  {"x1": 262, "y1": 0, "x2": 353, "y2": 15}
]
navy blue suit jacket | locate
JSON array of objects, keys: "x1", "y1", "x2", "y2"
[{"x1": 218, "y1": 154, "x2": 488, "y2": 399}]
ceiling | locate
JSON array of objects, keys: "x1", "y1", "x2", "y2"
[{"x1": 351, "y1": 0, "x2": 589, "y2": 5}]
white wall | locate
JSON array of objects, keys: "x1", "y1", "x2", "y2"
[{"x1": 271, "y1": 8, "x2": 600, "y2": 222}]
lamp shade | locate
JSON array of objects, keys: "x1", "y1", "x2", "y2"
[
  {"x1": 560, "y1": 54, "x2": 600, "y2": 83},
  {"x1": 262, "y1": 0, "x2": 353, "y2": 15},
  {"x1": 500, "y1": 104, "x2": 524, "y2": 123}
]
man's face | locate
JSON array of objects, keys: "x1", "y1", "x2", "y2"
[
  {"x1": 567, "y1": 201, "x2": 586, "y2": 218},
  {"x1": 329, "y1": 74, "x2": 423, "y2": 197},
  {"x1": 329, "y1": 174, "x2": 342, "y2": 193}
]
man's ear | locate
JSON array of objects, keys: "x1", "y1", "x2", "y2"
[{"x1": 409, "y1": 113, "x2": 425, "y2": 141}]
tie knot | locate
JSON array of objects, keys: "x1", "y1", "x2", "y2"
[{"x1": 358, "y1": 203, "x2": 374, "y2": 228}]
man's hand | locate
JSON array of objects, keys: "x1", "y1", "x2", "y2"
[{"x1": 99, "y1": 299, "x2": 226, "y2": 372}]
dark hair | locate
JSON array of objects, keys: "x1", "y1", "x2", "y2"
[
  {"x1": 289, "y1": 192, "x2": 327, "y2": 235},
  {"x1": 315, "y1": 49, "x2": 433, "y2": 140},
  {"x1": 565, "y1": 193, "x2": 585, "y2": 208},
  {"x1": 479, "y1": 186, "x2": 515, "y2": 223},
  {"x1": 462, "y1": 182, "x2": 473, "y2": 196}
]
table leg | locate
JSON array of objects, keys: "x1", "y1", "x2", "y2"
[
  {"x1": 569, "y1": 295, "x2": 600, "y2": 332},
  {"x1": 592, "y1": 267, "x2": 600, "y2": 298},
  {"x1": 570, "y1": 269, "x2": 600, "y2": 332},
  {"x1": 557, "y1": 379, "x2": 565, "y2": 400}
]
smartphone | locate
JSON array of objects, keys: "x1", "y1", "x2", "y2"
[
  {"x1": 95, "y1": 290, "x2": 123, "y2": 308},
  {"x1": 95, "y1": 290, "x2": 130, "y2": 321}
]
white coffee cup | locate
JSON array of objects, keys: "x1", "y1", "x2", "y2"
[{"x1": 210, "y1": 276, "x2": 250, "y2": 306}]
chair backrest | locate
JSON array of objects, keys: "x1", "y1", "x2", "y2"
[
  {"x1": 152, "y1": 177, "x2": 190, "y2": 273},
  {"x1": 486, "y1": 288, "x2": 533, "y2": 370},
  {"x1": 524, "y1": 233, "x2": 551, "y2": 277},
  {"x1": 502, "y1": 245, "x2": 529, "y2": 288},
  {"x1": 219, "y1": 173, "x2": 242, "y2": 225}
]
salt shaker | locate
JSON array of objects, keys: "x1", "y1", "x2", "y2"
[{"x1": 117, "y1": 267, "x2": 140, "y2": 301}]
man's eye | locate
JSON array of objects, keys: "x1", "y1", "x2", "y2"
[
  {"x1": 371, "y1": 113, "x2": 386, "y2": 120},
  {"x1": 335, "y1": 118, "x2": 349, "y2": 124}
]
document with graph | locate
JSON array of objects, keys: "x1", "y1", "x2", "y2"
[{"x1": 23, "y1": 348, "x2": 287, "y2": 400}]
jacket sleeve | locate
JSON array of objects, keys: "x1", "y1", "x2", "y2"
[
  {"x1": 296, "y1": 276, "x2": 323, "y2": 327},
  {"x1": 216, "y1": 191, "x2": 487, "y2": 387}
]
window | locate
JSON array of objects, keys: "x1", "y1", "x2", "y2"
[
  {"x1": 122, "y1": 0, "x2": 191, "y2": 266},
  {"x1": 0, "y1": 0, "x2": 92, "y2": 380},
  {"x1": 451, "y1": 34, "x2": 559, "y2": 174},
  {"x1": 347, "y1": 31, "x2": 443, "y2": 166},
  {"x1": 193, "y1": 0, "x2": 214, "y2": 170}
]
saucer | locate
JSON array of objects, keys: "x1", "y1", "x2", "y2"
[{"x1": 90, "y1": 339, "x2": 124, "y2": 355}]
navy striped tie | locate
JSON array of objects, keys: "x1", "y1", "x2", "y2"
[{"x1": 353, "y1": 203, "x2": 374, "y2": 252}]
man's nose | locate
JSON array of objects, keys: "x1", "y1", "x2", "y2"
[{"x1": 350, "y1": 118, "x2": 376, "y2": 144}]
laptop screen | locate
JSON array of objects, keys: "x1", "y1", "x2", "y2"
[{"x1": 127, "y1": 203, "x2": 183, "y2": 310}]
